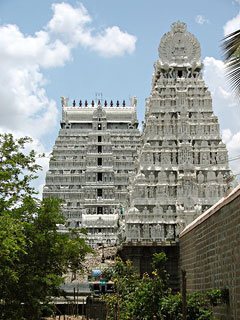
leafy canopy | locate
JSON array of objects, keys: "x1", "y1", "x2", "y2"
[
  {"x1": 102, "y1": 253, "x2": 226, "y2": 320},
  {"x1": 0, "y1": 133, "x2": 92, "y2": 320},
  {"x1": 222, "y1": 29, "x2": 240, "y2": 99}
]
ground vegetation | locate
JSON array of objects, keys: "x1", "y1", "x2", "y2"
[{"x1": 102, "y1": 253, "x2": 227, "y2": 320}]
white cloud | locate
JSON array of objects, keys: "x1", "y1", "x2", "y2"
[
  {"x1": 195, "y1": 15, "x2": 209, "y2": 25},
  {"x1": 47, "y1": 2, "x2": 137, "y2": 57},
  {"x1": 89, "y1": 26, "x2": 136, "y2": 57},
  {"x1": 203, "y1": 56, "x2": 237, "y2": 108},
  {"x1": 0, "y1": 2, "x2": 137, "y2": 138},
  {"x1": 222, "y1": 129, "x2": 233, "y2": 144},
  {"x1": 223, "y1": 130, "x2": 240, "y2": 179},
  {"x1": 0, "y1": 2, "x2": 137, "y2": 195},
  {"x1": 223, "y1": 11, "x2": 240, "y2": 36},
  {"x1": 203, "y1": 56, "x2": 240, "y2": 178}
]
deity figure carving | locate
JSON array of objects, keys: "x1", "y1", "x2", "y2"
[
  {"x1": 150, "y1": 225, "x2": 156, "y2": 241},
  {"x1": 184, "y1": 195, "x2": 195, "y2": 210},
  {"x1": 198, "y1": 171, "x2": 204, "y2": 184},
  {"x1": 211, "y1": 185, "x2": 218, "y2": 198},
  {"x1": 205, "y1": 185, "x2": 211, "y2": 198},
  {"x1": 61, "y1": 96, "x2": 69, "y2": 107},
  {"x1": 207, "y1": 171, "x2": 216, "y2": 182},
  {"x1": 155, "y1": 153, "x2": 160, "y2": 165},
  {"x1": 201, "y1": 152, "x2": 209, "y2": 165},
  {"x1": 158, "y1": 171, "x2": 167, "y2": 183},
  {"x1": 149, "y1": 172, "x2": 155, "y2": 183},
  {"x1": 147, "y1": 153, "x2": 152, "y2": 165},
  {"x1": 172, "y1": 152, "x2": 177, "y2": 165},
  {"x1": 131, "y1": 225, "x2": 140, "y2": 241},
  {"x1": 149, "y1": 187, "x2": 154, "y2": 198},
  {"x1": 166, "y1": 225, "x2": 175, "y2": 240},
  {"x1": 142, "y1": 207, "x2": 149, "y2": 215},
  {"x1": 166, "y1": 206, "x2": 173, "y2": 215},
  {"x1": 169, "y1": 172, "x2": 175, "y2": 183},
  {"x1": 142, "y1": 224, "x2": 149, "y2": 239},
  {"x1": 130, "y1": 96, "x2": 137, "y2": 107},
  {"x1": 161, "y1": 152, "x2": 171, "y2": 165},
  {"x1": 217, "y1": 172, "x2": 223, "y2": 183},
  {"x1": 151, "y1": 224, "x2": 164, "y2": 241},
  {"x1": 156, "y1": 185, "x2": 167, "y2": 199}
]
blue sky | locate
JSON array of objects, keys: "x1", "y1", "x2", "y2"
[{"x1": 0, "y1": 0, "x2": 240, "y2": 192}]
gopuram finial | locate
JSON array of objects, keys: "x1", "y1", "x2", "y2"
[
  {"x1": 130, "y1": 96, "x2": 137, "y2": 108},
  {"x1": 158, "y1": 21, "x2": 201, "y2": 65},
  {"x1": 61, "y1": 96, "x2": 69, "y2": 108}
]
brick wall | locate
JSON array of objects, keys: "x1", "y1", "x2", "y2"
[{"x1": 179, "y1": 186, "x2": 240, "y2": 319}]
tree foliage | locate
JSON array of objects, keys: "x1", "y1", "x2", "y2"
[
  {"x1": 103, "y1": 253, "x2": 226, "y2": 320},
  {"x1": 222, "y1": 29, "x2": 240, "y2": 99},
  {"x1": 0, "y1": 133, "x2": 92, "y2": 320}
]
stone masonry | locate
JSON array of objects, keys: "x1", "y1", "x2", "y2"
[{"x1": 180, "y1": 185, "x2": 240, "y2": 320}]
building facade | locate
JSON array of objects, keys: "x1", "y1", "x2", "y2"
[
  {"x1": 125, "y1": 22, "x2": 232, "y2": 243},
  {"x1": 43, "y1": 99, "x2": 141, "y2": 246}
]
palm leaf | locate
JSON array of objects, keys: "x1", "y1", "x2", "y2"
[{"x1": 222, "y1": 29, "x2": 240, "y2": 99}]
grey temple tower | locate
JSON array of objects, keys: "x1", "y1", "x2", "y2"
[
  {"x1": 125, "y1": 22, "x2": 232, "y2": 243},
  {"x1": 43, "y1": 99, "x2": 141, "y2": 246}
]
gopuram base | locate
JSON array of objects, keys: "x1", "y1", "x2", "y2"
[{"x1": 117, "y1": 241, "x2": 180, "y2": 293}]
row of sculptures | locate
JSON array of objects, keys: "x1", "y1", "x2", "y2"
[
  {"x1": 61, "y1": 97, "x2": 138, "y2": 108},
  {"x1": 126, "y1": 223, "x2": 175, "y2": 241},
  {"x1": 140, "y1": 151, "x2": 227, "y2": 166},
  {"x1": 138, "y1": 170, "x2": 225, "y2": 184},
  {"x1": 132, "y1": 184, "x2": 226, "y2": 200}
]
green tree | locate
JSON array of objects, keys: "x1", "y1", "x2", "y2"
[
  {"x1": 0, "y1": 133, "x2": 92, "y2": 320},
  {"x1": 103, "y1": 253, "x2": 226, "y2": 320},
  {"x1": 222, "y1": 29, "x2": 240, "y2": 98}
]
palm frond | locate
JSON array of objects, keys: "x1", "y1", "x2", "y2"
[{"x1": 222, "y1": 29, "x2": 240, "y2": 99}]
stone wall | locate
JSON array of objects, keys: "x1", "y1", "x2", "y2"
[{"x1": 179, "y1": 185, "x2": 240, "y2": 319}]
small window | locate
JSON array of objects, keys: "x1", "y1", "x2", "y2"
[
  {"x1": 178, "y1": 70, "x2": 182, "y2": 77},
  {"x1": 98, "y1": 136, "x2": 102, "y2": 142},
  {"x1": 97, "y1": 189, "x2": 102, "y2": 197},
  {"x1": 98, "y1": 145, "x2": 102, "y2": 153},
  {"x1": 97, "y1": 172, "x2": 102, "y2": 181},
  {"x1": 98, "y1": 158, "x2": 102, "y2": 166},
  {"x1": 97, "y1": 207, "x2": 103, "y2": 214},
  {"x1": 98, "y1": 124, "x2": 102, "y2": 130}
]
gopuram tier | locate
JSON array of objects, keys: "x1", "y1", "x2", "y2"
[
  {"x1": 125, "y1": 22, "x2": 233, "y2": 243},
  {"x1": 43, "y1": 98, "x2": 141, "y2": 247}
]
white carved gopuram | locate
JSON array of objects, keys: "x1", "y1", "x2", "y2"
[
  {"x1": 125, "y1": 22, "x2": 233, "y2": 243},
  {"x1": 43, "y1": 99, "x2": 141, "y2": 246}
]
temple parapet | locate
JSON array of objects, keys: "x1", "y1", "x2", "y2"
[{"x1": 61, "y1": 97, "x2": 137, "y2": 108}]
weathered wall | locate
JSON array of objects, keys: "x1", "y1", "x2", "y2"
[{"x1": 180, "y1": 187, "x2": 240, "y2": 320}]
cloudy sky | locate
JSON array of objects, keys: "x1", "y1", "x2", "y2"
[{"x1": 0, "y1": 0, "x2": 240, "y2": 193}]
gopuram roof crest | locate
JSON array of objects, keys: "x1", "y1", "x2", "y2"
[{"x1": 158, "y1": 21, "x2": 201, "y2": 66}]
